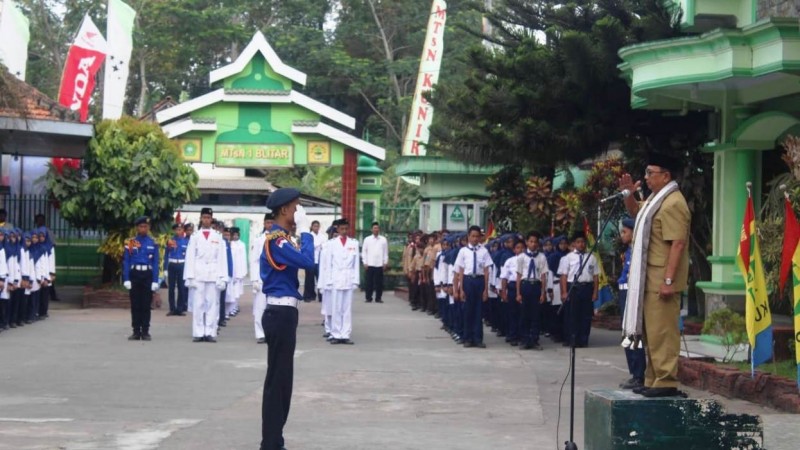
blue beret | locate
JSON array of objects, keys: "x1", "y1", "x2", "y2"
[
  {"x1": 134, "y1": 216, "x2": 150, "y2": 226},
  {"x1": 622, "y1": 218, "x2": 635, "y2": 230},
  {"x1": 266, "y1": 188, "x2": 301, "y2": 210}
]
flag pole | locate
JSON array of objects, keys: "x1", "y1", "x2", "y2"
[{"x1": 746, "y1": 181, "x2": 755, "y2": 378}]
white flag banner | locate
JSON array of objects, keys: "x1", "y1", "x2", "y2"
[
  {"x1": 0, "y1": 0, "x2": 30, "y2": 80},
  {"x1": 102, "y1": 0, "x2": 136, "y2": 119},
  {"x1": 401, "y1": 0, "x2": 447, "y2": 156}
]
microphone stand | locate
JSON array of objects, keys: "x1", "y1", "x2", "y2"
[{"x1": 563, "y1": 197, "x2": 623, "y2": 450}]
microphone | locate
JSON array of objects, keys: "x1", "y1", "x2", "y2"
[{"x1": 599, "y1": 189, "x2": 631, "y2": 204}]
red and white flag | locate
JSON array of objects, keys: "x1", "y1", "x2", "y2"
[{"x1": 58, "y1": 14, "x2": 108, "y2": 122}]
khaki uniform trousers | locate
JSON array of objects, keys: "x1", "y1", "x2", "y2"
[{"x1": 642, "y1": 290, "x2": 680, "y2": 388}]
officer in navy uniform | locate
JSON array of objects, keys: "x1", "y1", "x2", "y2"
[
  {"x1": 164, "y1": 223, "x2": 189, "y2": 316},
  {"x1": 259, "y1": 188, "x2": 315, "y2": 450},
  {"x1": 122, "y1": 216, "x2": 160, "y2": 341}
]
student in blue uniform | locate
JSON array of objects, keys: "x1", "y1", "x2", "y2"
[
  {"x1": 547, "y1": 236, "x2": 568, "y2": 342},
  {"x1": 260, "y1": 188, "x2": 315, "y2": 450},
  {"x1": 122, "y1": 216, "x2": 160, "y2": 341},
  {"x1": 454, "y1": 226, "x2": 493, "y2": 348},
  {"x1": 618, "y1": 218, "x2": 646, "y2": 389},
  {"x1": 517, "y1": 231, "x2": 549, "y2": 350},
  {"x1": 164, "y1": 223, "x2": 189, "y2": 316}
]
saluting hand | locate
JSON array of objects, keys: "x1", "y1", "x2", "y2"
[{"x1": 618, "y1": 173, "x2": 641, "y2": 194}]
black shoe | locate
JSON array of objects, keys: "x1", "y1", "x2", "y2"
[
  {"x1": 497, "y1": 332, "x2": 506, "y2": 337},
  {"x1": 256, "y1": 338, "x2": 266, "y2": 344},
  {"x1": 463, "y1": 342, "x2": 475, "y2": 348},
  {"x1": 529, "y1": 343, "x2": 543, "y2": 351},
  {"x1": 206, "y1": 336, "x2": 217, "y2": 343},
  {"x1": 365, "y1": 299, "x2": 373, "y2": 303},
  {"x1": 193, "y1": 337, "x2": 204, "y2": 342},
  {"x1": 330, "y1": 338, "x2": 342, "y2": 345},
  {"x1": 619, "y1": 378, "x2": 644, "y2": 390},
  {"x1": 509, "y1": 341, "x2": 519, "y2": 347},
  {"x1": 455, "y1": 339, "x2": 464, "y2": 344},
  {"x1": 128, "y1": 333, "x2": 141, "y2": 341},
  {"x1": 641, "y1": 387, "x2": 679, "y2": 398},
  {"x1": 376, "y1": 299, "x2": 383, "y2": 303},
  {"x1": 25, "y1": 320, "x2": 33, "y2": 324},
  {"x1": 178, "y1": 312, "x2": 187, "y2": 316},
  {"x1": 323, "y1": 332, "x2": 331, "y2": 338},
  {"x1": 9, "y1": 323, "x2": 16, "y2": 328},
  {"x1": 411, "y1": 307, "x2": 419, "y2": 311},
  {"x1": 632, "y1": 385, "x2": 649, "y2": 395},
  {"x1": 166, "y1": 311, "x2": 176, "y2": 316},
  {"x1": 474, "y1": 342, "x2": 486, "y2": 348},
  {"x1": 141, "y1": 333, "x2": 152, "y2": 341},
  {"x1": 219, "y1": 321, "x2": 227, "y2": 327},
  {"x1": 339, "y1": 339, "x2": 354, "y2": 345}
]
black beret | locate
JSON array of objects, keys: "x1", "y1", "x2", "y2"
[
  {"x1": 200, "y1": 207, "x2": 213, "y2": 216},
  {"x1": 134, "y1": 216, "x2": 150, "y2": 226},
  {"x1": 647, "y1": 152, "x2": 681, "y2": 174},
  {"x1": 184, "y1": 222, "x2": 194, "y2": 229},
  {"x1": 264, "y1": 212, "x2": 274, "y2": 221},
  {"x1": 230, "y1": 227, "x2": 240, "y2": 234},
  {"x1": 266, "y1": 188, "x2": 301, "y2": 210},
  {"x1": 171, "y1": 223, "x2": 180, "y2": 230}
]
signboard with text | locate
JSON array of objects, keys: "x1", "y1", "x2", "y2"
[{"x1": 215, "y1": 143, "x2": 293, "y2": 167}]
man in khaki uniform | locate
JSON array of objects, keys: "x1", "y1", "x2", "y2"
[{"x1": 619, "y1": 153, "x2": 690, "y2": 397}]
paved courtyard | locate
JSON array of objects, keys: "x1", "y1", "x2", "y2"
[{"x1": 0, "y1": 289, "x2": 795, "y2": 449}]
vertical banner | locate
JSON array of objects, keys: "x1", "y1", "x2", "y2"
[
  {"x1": 102, "y1": 0, "x2": 136, "y2": 119},
  {"x1": 58, "y1": 14, "x2": 108, "y2": 122},
  {"x1": 784, "y1": 194, "x2": 800, "y2": 388},
  {"x1": 736, "y1": 188, "x2": 773, "y2": 375},
  {"x1": 401, "y1": 0, "x2": 447, "y2": 156},
  {"x1": 0, "y1": 0, "x2": 30, "y2": 80}
]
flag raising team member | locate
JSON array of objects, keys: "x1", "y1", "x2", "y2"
[{"x1": 318, "y1": 218, "x2": 359, "y2": 345}]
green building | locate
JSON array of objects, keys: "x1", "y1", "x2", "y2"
[
  {"x1": 156, "y1": 32, "x2": 386, "y2": 229},
  {"x1": 619, "y1": 0, "x2": 800, "y2": 311}
]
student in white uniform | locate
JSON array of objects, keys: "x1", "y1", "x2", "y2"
[
  {"x1": 184, "y1": 207, "x2": 229, "y2": 343},
  {"x1": 453, "y1": 226, "x2": 493, "y2": 348},
  {"x1": 516, "y1": 231, "x2": 549, "y2": 350},
  {"x1": 250, "y1": 214, "x2": 271, "y2": 344},
  {"x1": 226, "y1": 227, "x2": 248, "y2": 318},
  {"x1": 558, "y1": 232, "x2": 599, "y2": 348},
  {"x1": 500, "y1": 238, "x2": 524, "y2": 346},
  {"x1": 318, "y1": 218, "x2": 359, "y2": 345},
  {"x1": 434, "y1": 238, "x2": 450, "y2": 331}
]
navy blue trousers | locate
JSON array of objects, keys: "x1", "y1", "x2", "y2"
[
  {"x1": 167, "y1": 263, "x2": 187, "y2": 313},
  {"x1": 619, "y1": 290, "x2": 646, "y2": 380},
  {"x1": 564, "y1": 283, "x2": 594, "y2": 346},
  {"x1": 261, "y1": 305, "x2": 298, "y2": 450},
  {"x1": 438, "y1": 294, "x2": 449, "y2": 328},
  {"x1": 506, "y1": 281, "x2": 520, "y2": 341},
  {"x1": 449, "y1": 300, "x2": 462, "y2": 336},
  {"x1": 520, "y1": 281, "x2": 542, "y2": 345},
  {"x1": 462, "y1": 277, "x2": 485, "y2": 344}
]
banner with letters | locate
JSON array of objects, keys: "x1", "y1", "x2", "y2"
[
  {"x1": 102, "y1": 0, "x2": 136, "y2": 119},
  {"x1": 58, "y1": 14, "x2": 108, "y2": 122}
]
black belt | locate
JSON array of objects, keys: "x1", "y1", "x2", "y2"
[
  {"x1": 465, "y1": 274, "x2": 484, "y2": 279},
  {"x1": 522, "y1": 279, "x2": 542, "y2": 284},
  {"x1": 569, "y1": 282, "x2": 593, "y2": 286}
]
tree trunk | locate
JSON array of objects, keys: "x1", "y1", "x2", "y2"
[{"x1": 135, "y1": 55, "x2": 149, "y2": 117}]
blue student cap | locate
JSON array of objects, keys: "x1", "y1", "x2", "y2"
[{"x1": 266, "y1": 188, "x2": 301, "y2": 210}]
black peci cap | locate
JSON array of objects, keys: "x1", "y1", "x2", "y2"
[
  {"x1": 200, "y1": 207, "x2": 213, "y2": 216},
  {"x1": 134, "y1": 216, "x2": 150, "y2": 226}
]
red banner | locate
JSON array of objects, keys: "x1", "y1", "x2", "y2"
[{"x1": 57, "y1": 15, "x2": 107, "y2": 122}]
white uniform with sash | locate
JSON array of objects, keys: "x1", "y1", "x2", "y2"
[
  {"x1": 250, "y1": 230, "x2": 267, "y2": 339},
  {"x1": 184, "y1": 228, "x2": 228, "y2": 338},
  {"x1": 318, "y1": 235, "x2": 360, "y2": 340}
]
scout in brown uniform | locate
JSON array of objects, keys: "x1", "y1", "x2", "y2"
[
  {"x1": 618, "y1": 153, "x2": 690, "y2": 398},
  {"x1": 422, "y1": 233, "x2": 440, "y2": 316}
]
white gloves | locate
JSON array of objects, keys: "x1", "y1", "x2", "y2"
[
  {"x1": 294, "y1": 204, "x2": 311, "y2": 235},
  {"x1": 123, "y1": 281, "x2": 132, "y2": 290},
  {"x1": 151, "y1": 282, "x2": 159, "y2": 292},
  {"x1": 163, "y1": 273, "x2": 168, "y2": 284},
  {"x1": 185, "y1": 279, "x2": 195, "y2": 290},
  {"x1": 215, "y1": 279, "x2": 227, "y2": 291},
  {"x1": 252, "y1": 279, "x2": 263, "y2": 293}
]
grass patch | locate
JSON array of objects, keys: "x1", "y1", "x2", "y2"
[{"x1": 729, "y1": 360, "x2": 797, "y2": 381}]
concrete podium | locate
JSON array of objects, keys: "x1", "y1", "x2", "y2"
[{"x1": 584, "y1": 389, "x2": 763, "y2": 449}]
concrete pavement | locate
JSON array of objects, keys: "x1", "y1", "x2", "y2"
[{"x1": 0, "y1": 289, "x2": 794, "y2": 449}]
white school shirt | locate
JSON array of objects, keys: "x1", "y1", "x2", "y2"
[
  {"x1": 517, "y1": 251, "x2": 549, "y2": 281},
  {"x1": 230, "y1": 240, "x2": 248, "y2": 280},
  {"x1": 454, "y1": 245, "x2": 493, "y2": 275},
  {"x1": 249, "y1": 230, "x2": 266, "y2": 283},
  {"x1": 433, "y1": 250, "x2": 447, "y2": 285},
  {"x1": 499, "y1": 255, "x2": 519, "y2": 281},
  {"x1": 361, "y1": 234, "x2": 389, "y2": 267},
  {"x1": 313, "y1": 230, "x2": 326, "y2": 264},
  {"x1": 319, "y1": 236, "x2": 360, "y2": 290},
  {"x1": 183, "y1": 228, "x2": 228, "y2": 283},
  {"x1": 557, "y1": 250, "x2": 598, "y2": 283}
]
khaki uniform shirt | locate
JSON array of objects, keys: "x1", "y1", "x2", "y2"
[
  {"x1": 644, "y1": 190, "x2": 691, "y2": 292},
  {"x1": 402, "y1": 244, "x2": 414, "y2": 274},
  {"x1": 412, "y1": 252, "x2": 425, "y2": 272}
]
